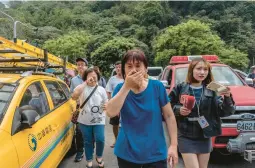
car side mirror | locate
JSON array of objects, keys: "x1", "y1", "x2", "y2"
[
  {"x1": 245, "y1": 78, "x2": 254, "y2": 87},
  {"x1": 20, "y1": 109, "x2": 40, "y2": 129},
  {"x1": 161, "y1": 80, "x2": 170, "y2": 89}
]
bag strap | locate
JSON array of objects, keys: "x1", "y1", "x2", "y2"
[{"x1": 80, "y1": 85, "x2": 98, "y2": 109}]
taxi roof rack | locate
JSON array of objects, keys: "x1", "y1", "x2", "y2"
[
  {"x1": 0, "y1": 50, "x2": 20, "y2": 53},
  {"x1": 0, "y1": 58, "x2": 44, "y2": 62},
  {"x1": 21, "y1": 71, "x2": 55, "y2": 77},
  {"x1": 0, "y1": 51, "x2": 66, "y2": 75},
  {"x1": 0, "y1": 67, "x2": 64, "y2": 75},
  {"x1": 0, "y1": 36, "x2": 76, "y2": 75}
]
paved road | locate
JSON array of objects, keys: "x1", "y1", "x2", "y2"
[{"x1": 59, "y1": 118, "x2": 254, "y2": 168}]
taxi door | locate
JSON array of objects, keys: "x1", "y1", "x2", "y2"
[
  {"x1": 11, "y1": 81, "x2": 52, "y2": 168},
  {"x1": 40, "y1": 80, "x2": 74, "y2": 167}
]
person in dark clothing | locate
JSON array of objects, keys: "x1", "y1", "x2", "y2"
[{"x1": 169, "y1": 57, "x2": 235, "y2": 168}]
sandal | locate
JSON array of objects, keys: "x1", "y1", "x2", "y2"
[
  {"x1": 86, "y1": 165, "x2": 93, "y2": 168},
  {"x1": 86, "y1": 162, "x2": 93, "y2": 168},
  {"x1": 96, "y1": 158, "x2": 104, "y2": 168}
]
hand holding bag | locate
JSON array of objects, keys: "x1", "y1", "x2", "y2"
[{"x1": 71, "y1": 85, "x2": 98, "y2": 124}]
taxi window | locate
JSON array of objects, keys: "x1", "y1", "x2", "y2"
[
  {"x1": 44, "y1": 81, "x2": 67, "y2": 108},
  {"x1": 0, "y1": 83, "x2": 16, "y2": 123},
  {"x1": 19, "y1": 82, "x2": 50, "y2": 116},
  {"x1": 58, "y1": 82, "x2": 71, "y2": 98}
]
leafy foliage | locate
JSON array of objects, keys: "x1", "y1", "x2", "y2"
[
  {"x1": 153, "y1": 20, "x2": 249, "y2": 68},
  {"x1": 1, "y1": 1, "x2": 255, "y2": 73},
  {"x1": 43, "y1": 31, "x2": 91, "y2": 63},
  {"x1": 153, "y1": 20, "x2": 223, "y2": 64},
  {"x1": 91, "y1": 37, "x2": 149, "y2": 75}
]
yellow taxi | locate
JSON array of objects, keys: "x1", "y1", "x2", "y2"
[{"x1": 0, "y1": 71, "x2": 76, "y2": 168}]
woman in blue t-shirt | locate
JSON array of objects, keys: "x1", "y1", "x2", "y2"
[{"x1": 105, "y1": 49, "x2": 178, "y2": 168}]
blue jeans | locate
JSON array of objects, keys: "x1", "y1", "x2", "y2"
[{"x1": 78, "y1": 124, "x2": 105, "y2": 162}]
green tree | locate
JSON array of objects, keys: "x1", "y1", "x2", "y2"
[
  {"x1": 113, "y1": 14, "x2": 137, "y2": 30},
  {"x1": 3, "y1": 1, "x2": 255, "y2": 71},
  {"x1": 43, "y1": 31, "x2": 91, "y2": 63},
  {"x1": 91, "y1": 37, "x2": 149, "y2": 76},
  {"x1": 0, "y1": 2, "x2": 5, "y2": 9},
  {"x1": 220, "y1": 47, "x2": 249, "y2": 70},
  {"x1": 72, "y1": 13, "x2": 100, "y2": 30},
  {"x1": 8, "y1": 1, "x2": 23, "y2": 9},
  {"x1": 153, "y1": 20, "x2": 249, "y2": 68},
  {"x1": 135, "y1": 2, "x2": 165, "y2": 28},
  {"x1": 90, "y1": 1, "x2": 118, "y2": 12},
  {"x1": 214, "y1": 10, "x2": 255, "y2": 67},
  {"x1": 90, "y1": 17, "x2": 119, "y2": 35},
  {"x1": 0, "y1": 18, "x2": 13, "y2": 39},
  {"x1": 28, "y1": 26, "x2": 62, "y2": 47}
]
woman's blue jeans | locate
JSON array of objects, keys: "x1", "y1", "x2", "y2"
[{"x1": 78, "y1": 123, "x2": 105, "y2": 162}]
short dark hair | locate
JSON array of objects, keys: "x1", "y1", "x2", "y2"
[
  {"x1": 186, "y1": 58, "x2": 214, "y2": 85},
  {"x1": 121, "y1": 49, "x2": 148, "y2": 79},
  {"x1": 76, "y1": 58, "x2": 88, "y2": 66},
  {"x1": 82, "y1": 67, "x2": 100, "y2": 81},
  {"x1": 93, "y1": 66, "x2": 101, "y2": 75},
  {"x1": 115, "y1": 61, "x2": 121, "y2": 66},
  {"x1": 93, "y1": 66, "x2": 99, "y2": 71}
]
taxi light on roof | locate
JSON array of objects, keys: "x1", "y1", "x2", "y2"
[{"x1": 169, "y1": 55, "x2": 219, "y2": 64}]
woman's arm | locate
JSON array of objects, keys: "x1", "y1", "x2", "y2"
[
  {"x1": 162, "y1": 102, "x2": 178, "y2": 166},
  {"x1": 105, "y1": 85, "x2": 130, "y2": 118},
  {"x1": 71, "y1": 82, "x2": 86, "y2": 100},
  {"x1": 162, "y1": 103, "x2": 178, "y2": 146}
]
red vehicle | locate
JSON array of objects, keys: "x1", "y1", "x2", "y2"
[{"x1": 160, "y1": 55, "x2": 255, "y2": 158}]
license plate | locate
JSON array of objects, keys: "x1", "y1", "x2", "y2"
[{"x1": 237, "y1": 121, "x2": 255, "y2": 131}]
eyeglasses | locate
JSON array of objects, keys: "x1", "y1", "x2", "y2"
[{"x1": 77, "y1": 63, "x2": 86, "y2": 67}]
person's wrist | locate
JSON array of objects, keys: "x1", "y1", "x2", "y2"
[
  {"x1": 169, "y1": 144, "x2": 178, "y2": 149},
  {"x1": 123, "y1": 82, "x2": 131, "y2": 91}
]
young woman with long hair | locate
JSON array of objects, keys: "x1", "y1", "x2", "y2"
[{"x1": 169, "y1": 58, "x2": 235, "y2": 168}]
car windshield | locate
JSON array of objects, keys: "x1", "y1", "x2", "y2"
[
  {"x1": 0, "y1": 83, "x2": 16, "y2": 124},
  {"x1": 175, "y1": 66, "x2": 244, "y2": 86},
  {"x1": 148, "y1": 69, "x2": 162, "y2": 77}
]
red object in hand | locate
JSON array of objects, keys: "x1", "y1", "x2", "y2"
[{"x1": 180, "y1": 95, "x2": 195, "y2": 111}]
